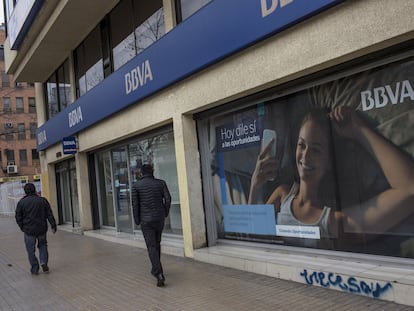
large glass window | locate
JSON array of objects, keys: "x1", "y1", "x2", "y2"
[
  {"x1": 74, "y1": 0, "x2": 164, "y2": 98},
  {"x1": 110, "y1": 0, "x2": 136, "y2": 71},
  {"x1": 176, "y1": 0, "x2": 212, "y2": 22},
  {"x1": 133, "y1": 1, "x2": 165, "y2": 55},
  {"x1": 44, "y1": 60, "x2": 72, "y2": 119},
  {"x1": 95, "y1": 127, "x2": 181, "y2": 234},
  {"x1": 200, "y1": 56, "x2": 414, "y2": 259},
  {"x1": 128, "y1": 130, "x2": 181, "y2": 234},
  {"x1": 74, "y1": 26, "x2": 104, "y2": 97},
  {"x1": 110, "y1": 0, "x2": 165, "y2": 71}
]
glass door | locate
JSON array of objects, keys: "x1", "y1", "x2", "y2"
[
  {"x1": 96, "y1": 151, "x2": 115, "y2": 227},
  {"x1": 112, "y1": 147, "x2": 133, "y2": 233},
  {"x1": 55, "y1": 159, "x2": 80, "y2": 227}
]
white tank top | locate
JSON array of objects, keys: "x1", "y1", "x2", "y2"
[{"x1": 277, "y1": 183, "x2": 331, "y2": 238}]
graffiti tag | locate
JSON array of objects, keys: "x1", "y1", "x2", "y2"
[{"x1": 300, "y1": 269, "x2": 392, "y2": 299}]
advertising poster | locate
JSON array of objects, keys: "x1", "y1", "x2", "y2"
[{"x1": 209, "y1": 56, "x2": 414, "y2": 258}]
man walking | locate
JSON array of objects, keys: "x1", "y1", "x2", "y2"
[
  {"x1": 132, "y1": 164, "x2": 171, "y2": 287},
  {"x1": 15, "y1": 183, "x2": 57, "y2": 275}
]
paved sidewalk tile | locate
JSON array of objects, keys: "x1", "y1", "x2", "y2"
[{"x1": 0, "y1": 216, "x2": 412, "y2": 311}]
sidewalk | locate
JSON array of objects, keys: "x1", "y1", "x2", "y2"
[{"x1": 0, "y1": 216, "x2": 412, "y2": 311}]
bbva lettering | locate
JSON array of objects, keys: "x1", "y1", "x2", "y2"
[
  {"x1": 68, "y1": 107, "x2": 83, "y2": 128},
  {"x1": 360, "y1": 80, "x2": 414, "y2": 111},
  {"x1": 125, "y1": 60, "x2": 153, "y2": 95},
  {"x1": 37, "y1": 130, "x2": 47, "y2": 145},
  {"x1": 261, "y1": 0, "x2": 294, "y2": 18}
]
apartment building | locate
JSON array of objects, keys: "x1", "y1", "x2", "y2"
[
  {"x1": 0, "y1": 24, "x2": 39, "y2": 184},
  {"x1": 3, "y1": 0, "x2": 414, "y2": 305}
]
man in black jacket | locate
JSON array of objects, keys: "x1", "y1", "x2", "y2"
[
  {"x1": 132, "y1": 164, "x2": 171, "y2": 287},
  {"x1": 15, "y1": 183, "x2": 57, "y2": 275}
]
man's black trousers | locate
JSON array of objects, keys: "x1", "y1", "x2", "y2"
[{"x1": 141, "y1": 221, "x2": 164, "y2": 276}]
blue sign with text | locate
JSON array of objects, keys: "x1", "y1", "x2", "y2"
[
  {"x1": 36, "y1": 0, "x2": 344, "y2": 150},
  {"x1": 62, "y1": 137, "x2": 77, "y2": 154},
  {"x1": 223, "y1": 204, "x2": 276, "y2": 235}
]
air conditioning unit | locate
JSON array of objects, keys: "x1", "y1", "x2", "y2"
[
  {"x1": 7, "y1": 165, "x2": 18, "y2": 174},
  {"x1": 5, "y1": 122, "x2": 12, "y2": 128}
]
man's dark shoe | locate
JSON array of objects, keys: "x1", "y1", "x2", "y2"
[
  {"x1": 156, "y1": 274, "x2": 165, "y2": 287},
  {"x1": 41, "y1": 264, "x2": 49, "y2": 273}
]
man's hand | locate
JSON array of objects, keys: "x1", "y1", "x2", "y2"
[{"x1": 52, "y1": 227, "x2": 57, "y2": 234}]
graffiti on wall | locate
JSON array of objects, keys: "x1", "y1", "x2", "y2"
[{"x1": 300, "y1": 269, "x2": 392, "y2": 299}]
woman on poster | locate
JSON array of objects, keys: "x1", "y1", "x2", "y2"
[{"x1": 248, "y1": 106, "x2": 414, "y2": 240}]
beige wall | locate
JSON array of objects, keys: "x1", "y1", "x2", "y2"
[{"x1": 36, "y1": 0, "x2": 414, "y2": 254}]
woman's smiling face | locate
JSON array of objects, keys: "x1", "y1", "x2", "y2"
[{"x1": 296, "y1": 119, "x2": 331, "y2": 184}]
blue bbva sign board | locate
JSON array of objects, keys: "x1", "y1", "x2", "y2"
[{"x1": 36, "y1": 0, "x2": 344, "y2": 150}]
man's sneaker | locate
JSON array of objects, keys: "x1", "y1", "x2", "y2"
[{"x1": 41, "y1": 264, "x2": 49, "y2": 273}]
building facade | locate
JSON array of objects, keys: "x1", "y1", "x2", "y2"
[
  {"x1": 0, "y1": 25, "x2": 40, "y2": 184},
  {"x1": 3, "y1": 0, "x2": 414, "y2": 305}
]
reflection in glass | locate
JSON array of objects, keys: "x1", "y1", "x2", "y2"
[
  {"x1": 128, "y1": 131, "x2": 181, "y2": 234},
  {"x1": 97, "y1": 152, "x2": 115, "y2": 227},
  {"x1": 135, "y1": 8, "x2": 165, "y2": 55},
  {"x1": 180, "y1": 0, "x2": 212, "y2": 21}
]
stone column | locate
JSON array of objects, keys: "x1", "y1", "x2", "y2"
[{"x1": 173, "y1": 114, "x2": 207, "y2": 258}]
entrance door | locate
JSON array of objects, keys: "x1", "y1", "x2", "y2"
[
  {"x1": 56, "y1": 159, "x2": 80, "y2": 227},
  {"x1": 112, "y1": 147, "x2": 133, "y2": 233}
]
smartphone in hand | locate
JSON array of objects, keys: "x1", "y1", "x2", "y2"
[{"x1": 261, "y1": 129, "x2": 277, "y2": 157}]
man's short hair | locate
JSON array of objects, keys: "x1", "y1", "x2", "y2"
[
  {"x1": 24, "y1": 183, "x2": 36, "y2": 195},
  {"x1": 141, "y1": 164, "x2": 154, "y2": 175}
]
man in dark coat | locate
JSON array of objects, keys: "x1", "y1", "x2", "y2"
[
  {"x1": 15, "y1": 183, "x2": 57, "y2": 275},
  {"x1": 132, "y1": 164, "x2": 171, "y2": 287}
]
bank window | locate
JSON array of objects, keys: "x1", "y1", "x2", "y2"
[
  {"x1": 19, "y1": 149, "x2": 27, "y2": 166},
  {"x1": 74, "y1": 25, "x2": 104, "y2": 97},
  {"x1": 17, "y1": 123, "x2": 25, "y2": 140},
  {"x1": 128, "y1": 130, "x2": 181, "y2": 234},
  {"x1": 16, "y1": 97, "x2": 24, "y2": 113},
  {"x1": 176, "y1": 0, "x2": 212, "y2": 22},
  {"x1": 200, "y1": 55, "x2": 414, "y2": 260},
  {"x1": 28, "y1": 97, "x2": 36, "y2": 113},
  {"x1": 110, "y1": 0, "x2": 136, "y2": 71},
  {"x1": 133, "y1": 0, "x2": 165, "y2": 55},
  {"x1": 44, "y1": 60, "x2": 72, "y2": 119},
  {"x1": 3, "y1": 97, "x2": 11, "y2": 113}
]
